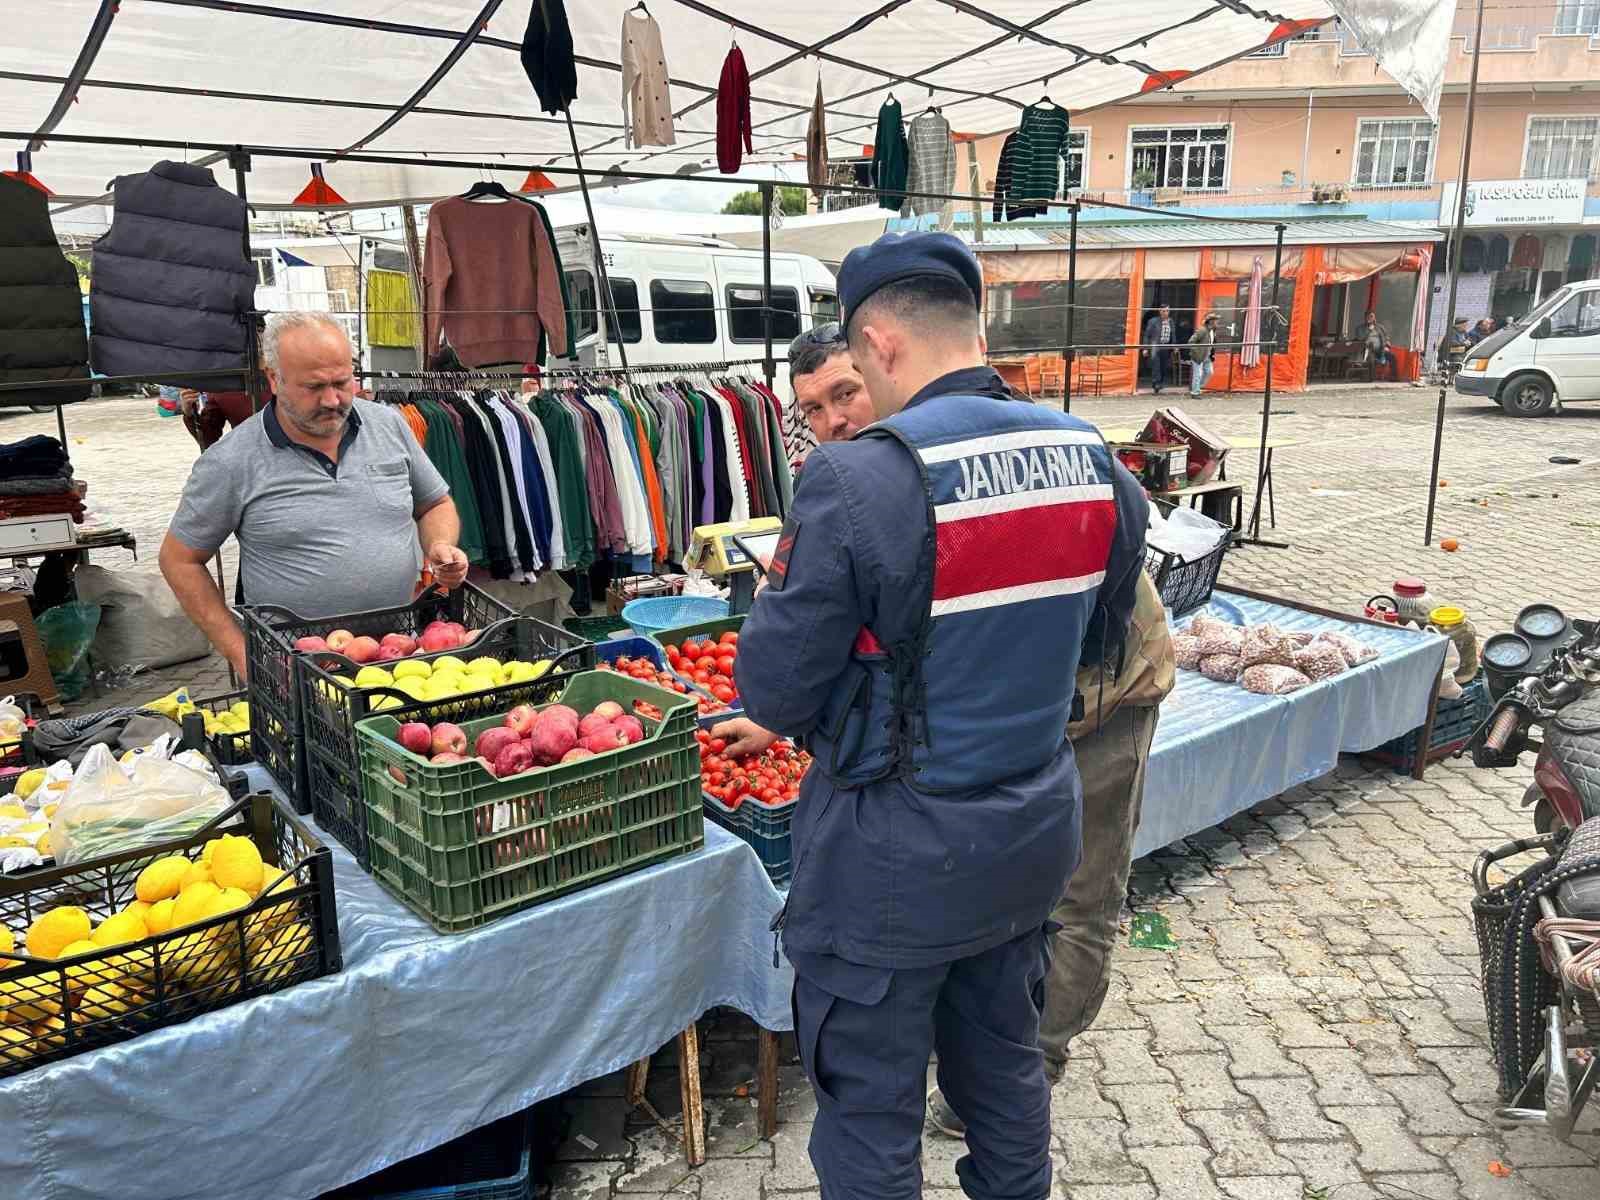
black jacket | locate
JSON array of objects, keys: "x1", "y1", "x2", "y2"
[
  {"x1": 0, "y1": 174, "x2": 90, "y2": 409},
  {"x1": 89, "y1": 161, "x2": 254, "y2": 388},
  {"x1": 521, "y1": 0, "x2": 578, "y2": 116},
  {"x1": 1142, "y1": 315, "x2": 1177, "y2": 349}
]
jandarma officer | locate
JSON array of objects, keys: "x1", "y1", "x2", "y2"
[{"x1": 735, "y1": 232, "x2": 1150, "y2": 1199}]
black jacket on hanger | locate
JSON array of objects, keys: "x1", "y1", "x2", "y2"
[
  {"x1": 473, "y1": 392, "x2": 538, "y2": 575},
  {"x1": 445, "y1": 393, "x2": 515, "y2": 578},
  {"x1": 521, "y1": 0, "x2": 578, "y2": 116},
  {"x1": 0, "y1": 174, "x2": 91, "y2": 409},
  {"x1": 703, "y1": 395, "x2": 734, "y2": 523}
]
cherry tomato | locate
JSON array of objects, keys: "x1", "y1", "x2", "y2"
[
  {"x1": 719, "y1": 632, "x2": 739, "y2": 647},
  {"x1": 716, "y1": 654, "x2": 736, "y2": 675},
  {"x1": 681, "y1": 642, "x2": 701, "y2": 661},
  {"x1": 712, "y1": 684, "x2": 736, "y2": 703}
]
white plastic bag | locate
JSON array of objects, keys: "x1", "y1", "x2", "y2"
[
  {"x1": 1147, "y1": 506, "x2": 1228, "y2": 564},
  {"x1": 48, "y1": 743, "x2": 231, "y2": 867},
  {"x1": 0, "y1": 694, "x2": 25, "y2": 751}
]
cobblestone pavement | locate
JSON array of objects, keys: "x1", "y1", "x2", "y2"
[{"x1": 6, "y1": 382, "x2": 1599, "y2": 1198}]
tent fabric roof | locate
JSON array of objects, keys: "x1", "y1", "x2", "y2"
[
  {"x1": 4, "y1": 1, "x2": 1348, "y2": 206},
  {"x1": 962, "y1": 216, "x2": 1439, "y2": 250}
]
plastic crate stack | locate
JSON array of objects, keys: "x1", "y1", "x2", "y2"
[{"x1": 1366, "y1": 671, "x2": 1493, "y2": 775}]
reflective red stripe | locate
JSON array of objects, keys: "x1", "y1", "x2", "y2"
[
  {"x1": 854, "y1": 627, "x2": 884, "y2": 654},
  {"x1": 932, "y1": 500, "x2": 1116, "y2": 603}
]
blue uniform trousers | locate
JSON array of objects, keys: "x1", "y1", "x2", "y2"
[{"x1": 793, "y1": 928, "x2": 1053, "y2": 1200}]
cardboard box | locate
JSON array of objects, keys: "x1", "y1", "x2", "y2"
[
  {"x1": 1112, "y1": 442, "x2": 1189, "y2": 493},
  {"x1": 1137, "y1": 407, "x2": 1233, "y2": 486},
  {"x1": 605, "y1": 575, "x2": 683, "y2": 616}
]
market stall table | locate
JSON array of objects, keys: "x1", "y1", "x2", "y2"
[
  {"x1": 0, "y1": 784, "x2": 790, "y2": 1200},
  {"x1": 745, "y1": 586, "x2": 1449, "y2": 1132}
]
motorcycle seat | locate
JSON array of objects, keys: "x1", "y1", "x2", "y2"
[
  {"x1": 1548, "y1": 695, "x2": 1600, "y2": 822},
  {"x1": 1556, "y1": 815, "x2": 1600, "y2": 920}
]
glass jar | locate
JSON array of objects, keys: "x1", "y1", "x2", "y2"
[
  {"x1": 1393, "y1": 577, "x2": 1436, "y2": 625},
  {"x1": 1429, "y1": 605, "x2": 1480, "y2": 684}
]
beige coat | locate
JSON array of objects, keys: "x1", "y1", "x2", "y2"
[
  {"x1": 621, "y1": 10, "x2": 675, "y2": 149},
  {"x1": 1069, "y1": 572, "x2": 1176, "y2": 738}
]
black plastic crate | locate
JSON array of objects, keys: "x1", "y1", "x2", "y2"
[
  {"x1": 0, "y1": 791, "x2": 341, "y2": 1077},
  {"x1": 298, "y1": 618, "x2": 593, "y2": 866},
  {"x1": 1143, "y1": 533, "x2": 1230, "y2": 617},
  {"x1": 240, "y1": 584, "x2": 516, "y2": 807},
  {"x1": 188, "y1": 690, "x2": 253, "y2": 767},
  {"x1": 320, "y1": 1109, "x2": 534, "y2": 1200},
  {"x1": 1366, "y1": 671, "x2": 1493, "y2": 775}
]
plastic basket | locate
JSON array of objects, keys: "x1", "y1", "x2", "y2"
[
  {"x1": 1365, "y1": 672, "x2": 1492, "y2": 774},
  {"x1": 1143, "y1": 533, "x2": 1230, "y2": 618},
  {"x1": 0, "y1": 791, "x2": 341, "y2": 1078},
  {"x1": 240, "y1": 584, "x2": 516, "y2": 810},
  {"x1": 189, "y1": 690, "x2": 253, "y2": 767},
  {"x1": 298, "y1": 618, "x2": 593, "y2": 867},
  {"x1": 621, "y1": 596, "x2": 728, "y2": 638},
  {"x1": 704, "y1": 789, "x2": 795, "y2": 888},
  {"x1": 354, "y1": 672, "x2": 703, "y2": 933},
  {"x1": 1471, "y1": 839, "x2": 1561, "y2": 1090},
  {"x1": 325, "y1": 1111, "x2": 532, "y2": 1200}
]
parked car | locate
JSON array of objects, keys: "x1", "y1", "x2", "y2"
[
  {"x1": 553, "y1": 228, "x2": 838, "y2": 396},
  {"x1": 1455, "y1": 280, "x2": 1600, "y2": 417}
]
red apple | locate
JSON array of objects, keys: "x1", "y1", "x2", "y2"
[
  {"x1": 325, "y1": 629, "x2": 355, "y2": 652},
  {"x1": 444, "y1": 622, "x2": 467, "y2": 639},
  {"x1": 376, "y1": 644, "x2": 407, "y2": 662},
  {"x1": 398, "y1": 722, "x2": 433, "y2": 755},
  {"x1": 380, "y1": 633, "x2": 418, "y2": 657},
  {"x1": 528, "y1": 718, "x2": 577, "y2": 764},
  {"x1": 460, "y1": 629, "x2": 480, "y2": 645},
  {"x1": 580, "y1": 728, "x2": 628, "y2": 754},
  {"x1": 429, "y1": 752, "x2": 467, "y2": 765},
  {"x1": 561, "y1": 748, "x2": 596, "y2": 763},
  {"x1": 475, "y1": 726, "x2": 521, "y2": 763},
  {"x1": 430, "y1": 723, "x2": 468, "y2": 757},
  {"x1": 578, "y1": 712, "x2": 614, "y2": 739},
  {"x1": 419, "y1": 626, "x2": 460, "y2": 653},
  {"x1": 295, "y1": 635, "x2": 330, "y2": 654},
  {"x1": 503, "y1": 705, "x2": 539, "y2": 736},
  {"x1": 493, "y1": 741, "x2": 535, "y2": 778},
  {"x1": 612, "y1": 715, "x2": 645, "y2": 745},
  {"x1": 544, "y1": 705, "x2": 580, "y2": 728},
  {"x1": 593, "y1": 701, "x2": 625, "y2": 722},
  {"x1": 344, "y1": 636, "x2": 381, "y2": 664}
]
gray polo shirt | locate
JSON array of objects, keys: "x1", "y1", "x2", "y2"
[{"x1": 169, "y1": 399, "x2": 450, "y2": 619}]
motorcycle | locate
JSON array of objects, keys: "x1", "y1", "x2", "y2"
[{"x1": 1471, "y1": 607, "x2": 1600, "y2": 835}]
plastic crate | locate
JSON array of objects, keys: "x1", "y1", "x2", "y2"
[
  {"x1": 298, "y1": 618, "x2": 593, "y2": 867},
  {"x1": 323, "y1": 1111, "x2": 532, "y2": 1200},
  {"x1": 704, "y1": 790, "x2": 795, "y2": 888},
  {"x1": 561, "y1": 613, "x2": 631, "y2": 643},
  {"x1": 355, "y1": 672, "x2": 703, "y2": 933},
  {"x1": 621, "y1": 596, "x2": 728, "y2": 638},
  {"x1": 240, "y1": 584, "x2": 516, "y2": 809},
  {"x1": 595, "y1": 638, "x2": 733, "y2": 718},
  {"x1": 1143, "y1": 533, "x2": 1231, "y2": 618},
  {"x1": 649, "y1": 616, "x2": 746, "y2": 717},
  {"x1": 189, "y1": 690, "x2": 253, "y2": 767},
  {"x1": 1366, "y1": 671, "x2": 1493, "y2": 774},
  {"x1": 0, "y1": 791, "x2": 341, "y2": 1078}
]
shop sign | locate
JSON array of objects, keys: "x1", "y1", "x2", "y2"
[{"x1": 1440, "y1": 177, "x2": 1587, "y2": 228}]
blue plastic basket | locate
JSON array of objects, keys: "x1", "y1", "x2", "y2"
[
  {"x1": 621, "y1": 596, "x2": 729, "y2": 637},
  {"x1": 594, "y1": 635, "x2": 667, "y2": 668}
]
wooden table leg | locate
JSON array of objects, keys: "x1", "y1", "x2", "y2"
[
  {"x1": 1411, "y1": 678, "x2": 1444, "y2": 782},
  {"x1": 757, "y1": 1027, "x2": 780, "y2": 1139},
  {"x1": 677, "y1": 1024, "x2": 706, "y2": 1167},
  {"x1": 625, "y1": 1055, "x2": 650, "y2": 1108}
]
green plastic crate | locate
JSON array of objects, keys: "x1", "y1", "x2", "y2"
[
  {"x1": 646, "y1": 614, "x2": 745, "y2": 654},
  {"x1": 562, "y1": 614, "x2": 632, "y2": 643},
  {"x1": 355, "y1": 672, "x2": 703, "y2": 933}
]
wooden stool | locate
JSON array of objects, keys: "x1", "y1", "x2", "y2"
[{"x1": 0, "y1": 593, "x2": 59, "y2": 712}]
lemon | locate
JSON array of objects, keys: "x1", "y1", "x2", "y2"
[
  {"x1": 0, "y1": 974, "x2": 61, "y2": 1023},
  {"x1": 371, "y1": 695, "x2": 402, "y2": 712},
  {"x1": 135, "y1": 855, "x2": 192, "y2": 903},
  {"x1": 393, "y1": 659, "x2": 431, "y2": 681},
  {"x1": 14, "y1": 768, "x2": 46, "y2": 801},
  {"x1": 504, "y1": 661, "x2": 537, "y2": 684},
  {"x1": 457, "y1": 674, "x2": 494, "y2": 695},
  {"x1": 0, "y1": 836, "x2": 26, "y2": 849},
  {"x1": 36, "y1": 833, "x2": 50, "y2": 857},
  {"x1": 0, "y1": 802, "x2": 25, "y2": 820},
  {"x1": 54, "y1": 938, "x2": 103, "y2": 987},
  {"x1": 27, "y1": 907, "x2": 90, "y2": 959},
  {"x1": 179, "y1": 861, "x2": 214, "y2": 891},
  {"x1": 200, "y1": 839, "x2": 219, "y2": 864},
  {"x1": 0, "y1": 1025, "x2": 34, "y2": 1061},
  {"x1": 0, "y1": 925, "x2": 14, "y2": 966},
  {"x1": 77, "y1": 983, "x2": 137, "y2": 1019},
  {"x1": 331, "y1": 675, "x2": 354, "y2": 690},
  {"x1": 172, "y1": 882, "x2": 221, "y2": 928},
  {"x1": 144, "y1": 898, "x2": 177, "y2": 935},
  {"x1": 229, "y1": 700, "x2": 250, "y2": 721},
  {"x1": 354, "y1": 666, "x2": 394, "y2": 689},
  {"x1": 210, "y1": 835, "x2": 264, "y2": 894},
  {"x1": 92, "y1": 909, "x2": 148, "y2": 948}
]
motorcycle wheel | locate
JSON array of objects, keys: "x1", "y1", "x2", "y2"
[{"x1": 1528, "y1": 784, "x2": 1562, "y2": 835}]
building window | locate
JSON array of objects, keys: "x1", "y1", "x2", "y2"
[
  {"x1": 1353, "y1": 119, "x2": 1435, "y2": 187},
  {"x1": 252, "y1": 253, "x2": 276, "y2": 287},
  {"x1": 727, "y1": 285, "x2": 801, "y2": 343},
  {"x1": 1129, "y1": 126, "x2": 1229, "y2": 191},
  {"x1": 1525, "y1": 116, "x2": 1600, "y2": 179},
  {"x1": 1063, "y1": 130, "x2": 1088, "y2": 191},
  {"x1": 1554, "y1": 3, "x2": 1600, "y2": 36},
  {"x1": 650, "y1": 279, "x2": 716, "y2": 344}
]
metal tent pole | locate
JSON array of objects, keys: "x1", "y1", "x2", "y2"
[
  {"x1": 230, "y1": 147, "x2": 262, "y2": 413},
  {"x1": 564, "y1": 108, "x2": 628, "y2": 370},
  {"x1": 1241, "y1": 223, "x2": 1288, "y2": 550},
  {"x1": 1425, "y1": 0, "x2": 1487, "y2": 547},
  {"x1": 761, "y1": 183, "x2": 775, "y2": 392},
  {"x1": 1064, "y1": 201, "x2": 1079, "y2": 412}
]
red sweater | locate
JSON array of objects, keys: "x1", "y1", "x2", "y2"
[{"x1": 716, "y1": 48, "x2": 753, "y2": 175}]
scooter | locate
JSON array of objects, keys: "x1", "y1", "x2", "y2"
[{"x1": 1472, "y1": 609, "x2": 1600, "y2": 835}]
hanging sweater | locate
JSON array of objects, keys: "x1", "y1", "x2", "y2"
[
  {"x1": 423, "y1": 197, "x2": 568, "y2": 368},
  {"x1": 905, "y1": 111, "x2": 955, "y2": 217},
  {"x1": 1010, "y1": 103, "x2": 1072, "y2": 206},
  {"x1": 521, "y1": 0, "x2": 578, "y2": 117},
  {"x1": 993, "y1": 132, "x2": 1046, "y2": 222},
  {"x1": 716, "y1": 47, "x2": 753, "y2": 174},
  {"x1": 872, "y1": 99, "x2": 910, "y2": 211},
  {"x1": 621, "y1": 9, "x2": 675, "y2": 148},
  {"x1": 806, "y1": 79, "x2": 829, "y2": 191}
]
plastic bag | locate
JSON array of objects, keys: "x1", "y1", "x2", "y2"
[
  {"x1": 37, "y1": 602, "x2": 102, "y2": 703},
  {"x1": 0, "y1": 694, "x2": 25, "y2": 753},
  {"x1": 1241, "y1": 664, "x2": 1312, "y2": 695},
  {"x1": 1239, "y1": 624, "x2": 1298, "y2": 670},
  {"x1": 48, "y1": 743, "x2": 231, "y2": 867},
  {"x1": 1147, "y1": 506, "x2": 1229, "y2": 565}
]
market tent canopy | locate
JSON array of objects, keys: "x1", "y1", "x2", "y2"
[{"x1": 3, "y1": 1, "x2": 1398, "y2": 207}]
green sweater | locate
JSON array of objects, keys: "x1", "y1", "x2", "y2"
[
  {"x1": 872, "y1": 100, "x2": 910, "y2": 211},
  {"x1": 1011, "y1": 103, "x2": 1071, "y2": 204},
  {"x1": 534, "y1": 397, "x2": 596, "y2": 569}
]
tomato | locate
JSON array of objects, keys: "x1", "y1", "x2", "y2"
[
  {"x1": 681, "y1": 641, "x2": 701, "y2": 661},
  {"x1": 719, "y1": 632, "x2": 739, "y2": 647},
  {"x1": 761, "y1": 788, "x2": 780, "y2": 805},
  {"x1": 708, "y1": 737, "x2": 727, "y2": 753},
  {"x1": 716, "y1": 654, "x2": 736, "y2": 675},
  {"x1": 712, "y1": 684, "x2": 736, "y2": 703}
]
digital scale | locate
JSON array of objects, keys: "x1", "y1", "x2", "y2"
[{"x1": 684, "y1": 517, "x2": 783, "y2": 614}]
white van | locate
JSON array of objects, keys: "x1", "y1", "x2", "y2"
[
  {"x1": 553, "y1": 228, "x2": 838, "y2": 395},
  {"x1": 1455, "y1": 278, "x2": 1600, "y2": 417}
]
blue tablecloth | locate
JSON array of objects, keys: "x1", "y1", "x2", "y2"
[{"x1": 0, "y1": 793, "x2": 790, "y2": 1200}]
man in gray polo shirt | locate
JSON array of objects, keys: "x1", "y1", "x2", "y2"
[{"x1": 159, "y1": 312, "x2": 469, "y2": 676}]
